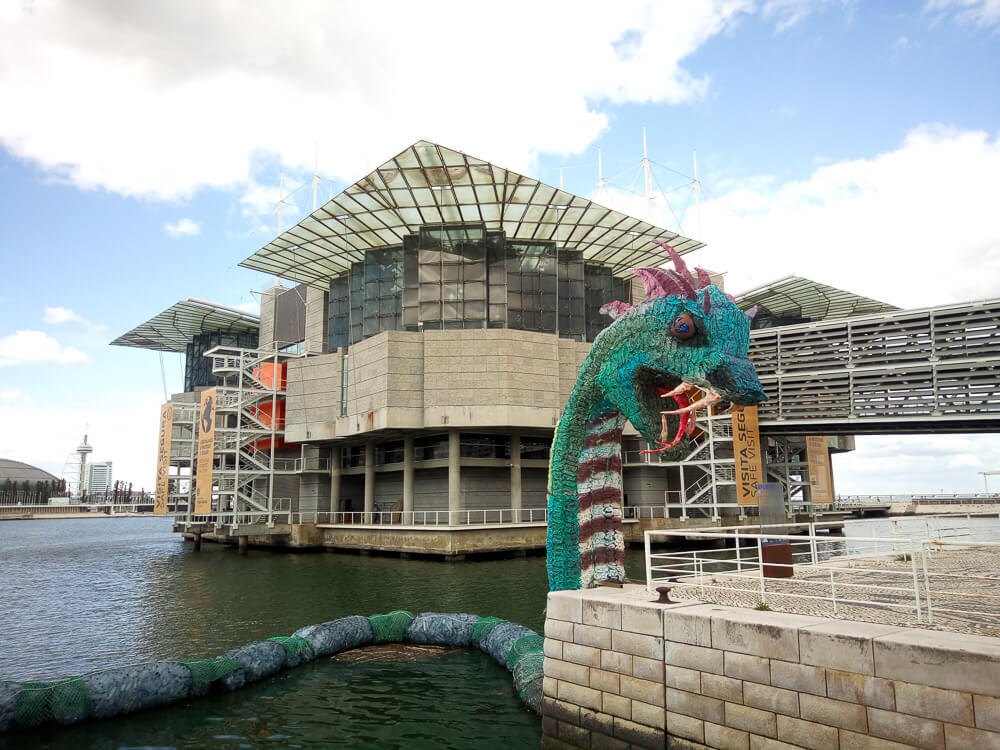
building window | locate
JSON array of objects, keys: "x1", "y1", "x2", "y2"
[
  {"x1": 414, "y1": 434, "x2": 449, "y2": 461},
  {"x1": 342, "y1": 445, "x2": 365, "y2": 469},
  {"x1": 328, "y1": 274, "x2": 350, "y2": 350},
  {"x1": 520, "y1": 436, "x2": 551, "y2": 460},
  {"x1": 412, "y1": 225, "x2": 487, "y2": 331},
  {"x1": 279, "y1": 340, "x2": 305, "y2": 355},
  {"x1": 460, "y1": 433, "x2": 511, "y2": 459},
  {"x1": 506, "y1": 241, "x2": 557, "y2": 334},
  {"x1": 558, "y1": 250, "x2": 585, "y2": 340},
  {"x1": 340, "y1": 355, "x2": 349, "y2": 417},
  {"x1": 584, "y1": 264, "x2": 631, "y2": 343},
  {"x1": 375, "y1": 440, "x2": 404, "y2": 465}
]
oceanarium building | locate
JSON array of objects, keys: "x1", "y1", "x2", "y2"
[{"x1": 112, "y1": 140, "x2": 927, "y2": 553}]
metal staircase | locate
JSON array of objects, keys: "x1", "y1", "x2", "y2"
[{"x1": 205, "y1": 345, "x2": 305, "y2": 528}]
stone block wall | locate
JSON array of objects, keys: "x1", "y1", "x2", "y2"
[{"x1": 543, "y1": 586, "x2": 1000, "y2": 749}]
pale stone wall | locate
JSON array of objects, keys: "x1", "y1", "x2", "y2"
[
  {"x1": 543, "y1": 586, "x2": 1000, "y2": 749},
  {"x1": 304, "y1": 286, "x2": 329, "y2": 355},
  {"x1": 286, "y1": 329, "x2": 599, "y2": 441}
]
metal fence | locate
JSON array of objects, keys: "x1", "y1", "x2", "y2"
[{"x1": 644, "y1": 520, "x2": 1000, "y2": 632}]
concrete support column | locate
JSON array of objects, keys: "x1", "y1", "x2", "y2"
[
  {"x1": 403, "y1": 435, "x2": 415, "y2": 522},
  {"x1": 510, "y1": 432, "x2": 522, "y2": 523},
  {"x1": 364, "y1": 441, "x2": 375, "y2": 521},
  {"x1": 330, "y1": 446, "x2": 341, "y2": 516},
  {"x1": 238, "y1": 535, "x2": 248, "y2": 554},
  {"x1": 192, "y1": 532, "x2": 201, "y2": 551},
  {"x1": 448, "y1": 430, "x2": 461, "y2": 525}
]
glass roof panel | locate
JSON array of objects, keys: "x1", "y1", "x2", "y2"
[
  {"x1": 239, "y1": 140, "x2": 705, "y2": 287},
  {"x1": 734, "y1": 276, "x2": 899, "y2": 321},
  {"x1": 110, "y1": 298, "x2": 260, "y2": 353}
]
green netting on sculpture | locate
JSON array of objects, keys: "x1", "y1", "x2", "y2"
[
  {"x1": 505, "y1": 634, "x2": 544, "y2": 670},
  {"x1": 182, "y1": 658, "x2": 243, "y2": 695},
  {"x1": 13, "y1": 677, "x2": 91, "y2": 730},
  {"x1": 512, "y1": 652, "x2": 544, "y2": 710},
  {"x1": 470, "y1": 616, "x2": 505, "y2": 643},
  {"x1": 368, "y1": 610, "x2": 416, "y2": 642},
  {"x1": 267, "y1": 636, "x2": 312, "y2": 657}
]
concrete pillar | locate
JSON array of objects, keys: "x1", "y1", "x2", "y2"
[
  {"x1": 330, "y1": 446, "x2": 341, "y2": 516},
  {"x1": 403, "y1": 435, "x2": 415, "y2": 522},
  {"x1": 510, "y1": 432, "x2": 522, "y2": 523},
  {"x1": 192, "y1": 532, "x2": 201, "y2": 551},
  {"x1": 238, "y1": 535, "x2": 248, "y2": 554},
  {"x1": 364, "y1": 441, "x2": 375, "y2": 520},
  {"x1": 448, "y1": 430, "x2": 461, "y2": 525}
]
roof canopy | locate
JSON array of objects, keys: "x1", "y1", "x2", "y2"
[
  {"x1": 239, "y1": 140, "x2": 705, "y2": 286},
  {"x1": 110, "y1": 298, "x2": 259, "y2": 353},
  {"x1": 735, "y1": 276, "x2": 899, "y2": 322}
]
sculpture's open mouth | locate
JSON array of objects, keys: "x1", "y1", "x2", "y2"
[{"x1": 632, "y1": 359, "x2": 768, "y2": 455}]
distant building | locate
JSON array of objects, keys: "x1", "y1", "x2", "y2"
[{"x1": 87, "y1": 461, "x2": 113, "y2": 495}]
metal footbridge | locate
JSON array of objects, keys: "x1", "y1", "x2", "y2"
[{"x1": 749, "y1": 297, "x2": 1000, "y2": 434}]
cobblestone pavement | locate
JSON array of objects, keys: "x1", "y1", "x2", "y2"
[{"x1": 661, "y1": 545, "x2": 1000, "y2": 637}]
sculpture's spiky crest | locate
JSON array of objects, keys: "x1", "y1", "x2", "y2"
[{"x1": 609, "y1": 239, "x2": 755, "y2": 321}]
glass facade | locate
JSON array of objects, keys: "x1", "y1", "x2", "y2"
[
  {"x1": 184, "y1": 330, "x2": 260, "y2": 392},
  {"x1": 328, "y1": 222, "x2": 630, "y2": 350}
]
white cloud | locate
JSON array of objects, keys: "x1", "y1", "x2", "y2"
[
  {"x1": 762, "y1": 0, "x2": 850, "y2": 32},
  {"x1": 0, "y1": 389, "x2": 33, "y2": 403},
  {"x1": 42, "y1": 306, "x2": 85, "y2": 324},
  {"x1": 0, "y1": 330, "x2": 88, "y2": 367},
  {"x1": 0, "y1": 390, "x2": 162, "y2": 488},
  {"x1": 233, "y1": 301, "x2": 260, "y2": 315},
  {"x1": 163, "y1": 218, "x2": 200, "y2": 237},
  {"x1": 603, "y1": 125, "x2": 1000, "y2": 308},
  {"x1": 925, "y1": 0, "x2": 1000, "y2": 28},
  {"x1": 0, "y1": 1, "x2": 752, "y2": 200},
  {"x1": 833, "y1": 434, "x2": 1000, "y2": 494},
  {"x1": 42, "y1": 305, "x2": 106, "y2": 333}
]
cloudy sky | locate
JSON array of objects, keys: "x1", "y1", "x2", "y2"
[{"x1": 1, "y1": 0, "x2": 999, "y2": 493}]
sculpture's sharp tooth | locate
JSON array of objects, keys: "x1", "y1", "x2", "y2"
[
  {"x1": 660, "y1": 382, "x2": 693, "y2": 399},
  {"x1": 662, "y1": 390, "x2": 721, "y2": 415}
]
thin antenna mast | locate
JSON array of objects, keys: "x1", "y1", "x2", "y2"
[
  {"x1": 312, "y1": 143, "x2": 320, "y2": 212},
  {"x1": 642, "y1": 127, "x2": 654, "y2": 222},
  {"x1": 693, "y1": 149, "x2": 702, "y2": 240},
  {"x1": 275, "y1": 175, "x2": 285, "y2": 286},
  {"x1": 597, "y1": 149, "x2": 605, "y2": 202}
]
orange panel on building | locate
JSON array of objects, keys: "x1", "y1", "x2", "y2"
[{"x1": 252, "y1": 362, "x2": 287, "y2": 390}]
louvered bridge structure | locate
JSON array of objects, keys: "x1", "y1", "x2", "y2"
[{"x1": 749, "y1": 297, "x2": 1000, "y2": 435}]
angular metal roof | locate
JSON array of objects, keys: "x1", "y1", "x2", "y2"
[
  {"x1": 110, "y1": 298, "x2": 259, "y2": 353},
  {"x1": 734, "y1": 276, "x2": 899, "y2": 322},
  {"x1": 239, "y1": 140, "x2": 705, "y2": 286}
]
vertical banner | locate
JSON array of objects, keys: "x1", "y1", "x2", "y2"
[
  {"x1": 194, "y1": 387, "x2": 217, "y2": 515},
  {"x1": 154, "y1": 403, "x2": 174, "y2": 515},
  {"x1": 732, "y1": 406, "x2": 764, "y2": 505},
  {"x1": 806, "y1": 435, "x2": 834, "y2": 503}
]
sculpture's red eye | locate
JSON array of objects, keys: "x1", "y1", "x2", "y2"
[{"x1": 671, "y1": 313, "x2": 697, "y2": 340}]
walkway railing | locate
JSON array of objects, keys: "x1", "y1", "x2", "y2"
[{"x1": 644, "y1": 521, "x2": 1000, "y2": 631}]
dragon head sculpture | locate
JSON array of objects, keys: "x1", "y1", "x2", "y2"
[{"x1": 592, "y1": 242, "x2": 767, "y2": 454}]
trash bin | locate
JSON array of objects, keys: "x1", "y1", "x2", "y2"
[{"x1": 761, "y1": 541, "x2": 794, "y2": 578}]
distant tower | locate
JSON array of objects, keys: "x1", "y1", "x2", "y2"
[{"x1": 62, "y1": 433, "x2": 94, "y2": 499}]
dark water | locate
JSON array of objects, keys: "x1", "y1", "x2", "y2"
[{"x1": 0, "y1": 518, "x2": 647, "y2": 749}]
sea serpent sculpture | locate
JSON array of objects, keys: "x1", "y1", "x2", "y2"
[{"x1": 546, "y1": 241, "x2": 767, "y2": 591}]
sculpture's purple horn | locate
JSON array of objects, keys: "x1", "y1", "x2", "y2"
[
  {"x1": 702, "y1": 292, "x2": 712, "y2": 314},
  {"x1": 695, "y1": 267, "x2": 712, "y2": 290},
  {"x1": 745, "y1": 305, "x2": 759, "y2": 320},
  {"x1": 629, "y1": 267, "x2": 683, "y2": 299},
  {"x1": 666, "y1": 270, "x2": 698, "y2": 300}
]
